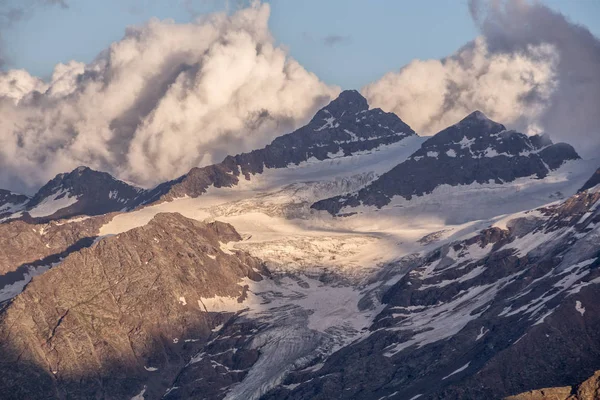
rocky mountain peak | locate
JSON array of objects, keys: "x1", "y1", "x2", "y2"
[
  {"x1": 529, "y1": 133, "x2": 554, "y2": 149},
  {"x1": 428, "y1": 111, "x2": 506, "y2": 146},
  {"x1": 21, "y1": 166, "x2": 144, "y2": 222},
  {"x1": 313, "y1": 90, "x2": 369, "y2": 120},
  {"x1": 31, "y1": 166, "x2": 119, "y2": 200},
  {"x1": 455, "y1": 110, "x2": 505, "y2": 132}
]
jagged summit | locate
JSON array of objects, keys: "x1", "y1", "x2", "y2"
[
  {"x1": 313, "y1": 89, "x2": 369, "y2": 119},
  {"x1": 17, "y1": 166, "x2": 145, "y2": 222},
  {"x1": 460, "y1": 109, "x2": 492, "y2": 123},
  {"x1": 429, "y1": 110, "x2": 507, "y2": 145},
  {"x1": 456, "y1": 110, "x2": 501, "y2": 127},
  {"x1": 28, "y1": 166, "x2": 138, "y2": 207},
  {"x1": 228, "y1": 89, "x2": 416, "y2": 173}
]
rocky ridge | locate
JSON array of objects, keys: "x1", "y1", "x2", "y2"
[
  {"x1": 0, "y1": 213, "x2": 266, "y2": 399},
  {"x1": 140, "y1": 90, "x2": 416, "y2": 204},
  {"x1": 312, "y1": 111, "x2": 580, "y2": 214}
]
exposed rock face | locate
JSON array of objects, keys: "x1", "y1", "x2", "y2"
[
  {"x1": 0, "y1": 213, "x2": 266, "y2": 400},
  {"x1": 505, "y1": 370, "x2": 600, "y2": 400},
  {"x1": 579, "y1": 167, "x2": 600, "y2": 192},
  {"x1": 312, "y1": 111, "x2": 580, "y2": 214},
  {"x1": 20, "y1": 166, "x2": 145, "y2": 223},
  {"x1": 141, "y1": 90, "x2": 416, "y2": 205},
  {"x1": 142, "y1": 164, "x2": 240, "y2": 204},
  {"x1": 265, "y1": 190, "x2": 600, "y2": 400},
  {"x1": 0, "y1": 189, "x2": 29, "y2": 219},
  {"x1": 0, "y1": 215, "x2": 111, "y2": 301}
]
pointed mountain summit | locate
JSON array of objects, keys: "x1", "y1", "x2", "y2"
[
  {"x1": 454, "y1": 110, "x2": 504, "y2": 131},
  {"x1": 313, "y1": 111, "x2": 581, "y2": 214},
  {"x1": 309, "y1": 89, "x2": 369, "y2": 121},
  {"x1": 423, "y1": 110, "x2": 505, "y2": 147},
  {"x1": 22, "y1": 166, "x2": 144, "y2": 222},
  {"x1": 228, "y1": 89, "x2": 416, "y2": 175}
]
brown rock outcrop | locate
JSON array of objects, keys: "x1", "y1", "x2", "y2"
[
  {"x1": 505, "y1": 370, "x2": 600, "y2": 400},
  {"x1": 0, "y1": 212, "x2": 266, "y2": 399}
]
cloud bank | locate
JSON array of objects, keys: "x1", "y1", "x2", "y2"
[
  {"x1": 363, "y1": 0, "x2": 600, "y2": 152},
  {"x1": 0, "y1": 2, "x2": 338, "y2": 192}
]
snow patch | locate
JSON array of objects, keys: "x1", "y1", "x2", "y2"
[
  {"x1": 130, "y1": 386, "x2": 146, "y2": 400},
  {"x1": 315, "y1": 116, "x2": 336, "y2": 131},
  {"x1": 28, "y1": 189, "x2": 79, "y2": 218},
  {"x1": 476, "y1": 327, "x2": 488, "y2": 341},
  {"x1": 198, "y1": 295, "x2": 247, "y2": 313},
  {"x1": 442, "y1": 362, "x2": 471, "y2": 380},
  {"x1": 575, "y1": 300, "x2": 585, "y2": 316}
]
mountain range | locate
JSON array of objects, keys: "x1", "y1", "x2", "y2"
[{"x1": 0, "y1": 90, "x2": 599, "y2": 400}]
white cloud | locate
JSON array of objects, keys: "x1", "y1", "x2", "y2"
[
  {"x1": 363, "y1": 37, "x2": 557, "y2": 136},
  {"x1": 363, "y1": 0, "x2": 600, "y2": 154},
  {"x1": 0, "y1": 2, "x2": 339, "y2": 192}
]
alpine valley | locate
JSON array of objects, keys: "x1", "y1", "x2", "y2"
[{"x1": 1, "y1": 91, "x2": 600, "y2": 400}]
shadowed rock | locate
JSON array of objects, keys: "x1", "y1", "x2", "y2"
[{"x1": 579, "y1": 167, "x2": 600, "y2": 193}]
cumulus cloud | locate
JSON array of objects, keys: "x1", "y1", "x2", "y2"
[
  {"x1": 0, "y1": 2, "x2": 339, "y2": 193},
  {"x1": 363, "y1": 0, "x2": 600, "y2": 153}
]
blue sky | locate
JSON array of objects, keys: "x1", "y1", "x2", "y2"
[{"x1": 3, "y1": 0, "x2": 600, "y2": 89}]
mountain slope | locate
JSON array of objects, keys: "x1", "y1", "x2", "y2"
[
  {"x1": 264, "y1": 186, "x2": 600, "y2": 400},
  {"x1": 313, "y1": 111, "x2": 580, "y2": 214},
  {"x1": 0, "y1": 213, "x2": 266, "y2": 400}
]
